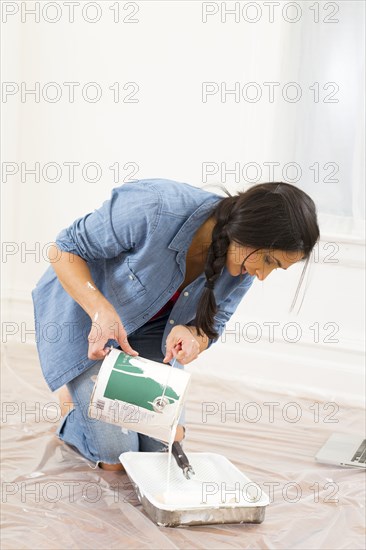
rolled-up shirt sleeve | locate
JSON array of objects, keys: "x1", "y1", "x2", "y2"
[
  {"x1": 54, "y1": 181, "x2": 159, "y2": 262},
  {"x1": 207, "y1": 275, "x2": 255, "y2": 347}
]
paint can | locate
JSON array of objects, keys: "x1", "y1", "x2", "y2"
[{"x1": 88, "y1": 349, "x2": 191, "y2": 442}]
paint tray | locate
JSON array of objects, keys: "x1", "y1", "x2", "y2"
[{"x1": 119, "y1": 451, "x2": 270, "y2": 527}]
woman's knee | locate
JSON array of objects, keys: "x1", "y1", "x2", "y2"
[
  {"x1": 89, "y1": 424, "x2": 139, "y2": 463},
  {"x1": 60, "y1": 409, "x2": 139, "y2": 464}
]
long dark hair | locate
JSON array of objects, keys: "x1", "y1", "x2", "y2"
[{"x1": 195, "y1": 181, "x2": 320, "y2": 339}]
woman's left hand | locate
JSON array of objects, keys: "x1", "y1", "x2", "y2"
[{"x1": 163, "y1": 325, "x2": 200, "y2": 365}]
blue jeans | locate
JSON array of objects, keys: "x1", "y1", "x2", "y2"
[{"x1": 56, "y1": 308, "x2": 184, "y2": 467}]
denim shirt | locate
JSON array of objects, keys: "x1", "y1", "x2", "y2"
[{"x1": 32, "y1": 179, "x2": 255, "y2": 392}]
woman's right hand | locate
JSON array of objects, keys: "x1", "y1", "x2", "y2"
[{"x1": 87, "y1": 303, "x2": 139, "y2": 360}]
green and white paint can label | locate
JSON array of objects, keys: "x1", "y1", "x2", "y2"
[{"x1": 88, "y1": 349, "x2": 191, "y2": 442}]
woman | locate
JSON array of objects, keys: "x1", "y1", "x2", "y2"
[{"x1": 32, "y1": 178, "x2": 319, "y2": 471}]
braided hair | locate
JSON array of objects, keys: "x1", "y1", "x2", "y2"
[{"x1": 195, "y1": 181, "x2": 320, "y2": 340}]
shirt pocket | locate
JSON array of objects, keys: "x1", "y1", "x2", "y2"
[{"x1": 110, "y1": 257, "x2": 147, "y2": 306}]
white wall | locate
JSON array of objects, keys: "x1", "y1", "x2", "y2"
[{"x1": 2, "y1": 1, "x2": 365, "y2": 405}]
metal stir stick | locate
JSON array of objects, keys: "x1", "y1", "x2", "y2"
[
  {"x1": 152, "y1": 356, "x2": 177, "y2": 412},
  {"x1": 155, "y1": 355, "x2": 195, "y2": 479}
]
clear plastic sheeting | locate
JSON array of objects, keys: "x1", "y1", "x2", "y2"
[{"x1": 1, "y1": 343, "x2": 365, "y2": 550}]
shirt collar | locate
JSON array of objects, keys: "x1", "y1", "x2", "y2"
[{"x1": 168, "y1": 195, "x2": 222, "y2": 253}]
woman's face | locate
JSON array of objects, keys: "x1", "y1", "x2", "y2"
[{"x1": 226, "y1": 242, "x2": 304, "y2": 280}]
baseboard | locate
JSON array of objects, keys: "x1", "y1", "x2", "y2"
[{"x1": 188, "y1": 341, "x2": 365, "y2": 409}]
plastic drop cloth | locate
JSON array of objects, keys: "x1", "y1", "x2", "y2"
[{"x1": 1, "y1": 343, "x2": 365, "y2": 550}]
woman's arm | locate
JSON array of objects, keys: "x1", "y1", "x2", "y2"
[
  {"x1": 48, "y1": 243, "x2": 138, "y2": 360},
  {"x1": 163, "y1": 324, "x2": 209, "y2": 365},
  {"x1": 49, "y1": 244, "x2": 108, "y2": 316},
  {"x1": 185, "y1": 325, "x2": 210, "y2": 353}
]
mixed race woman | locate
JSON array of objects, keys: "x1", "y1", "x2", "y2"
[{"x1": 32, "y1": 178, "x2": 320, "y2": 471}]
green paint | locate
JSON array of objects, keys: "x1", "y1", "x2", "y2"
[
  {"x1": 112, "y1": 353, "x2": 144, "y2": 374},
  {"x1": 103, "y1": 353, "x2": 180, "y2": 412}
]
